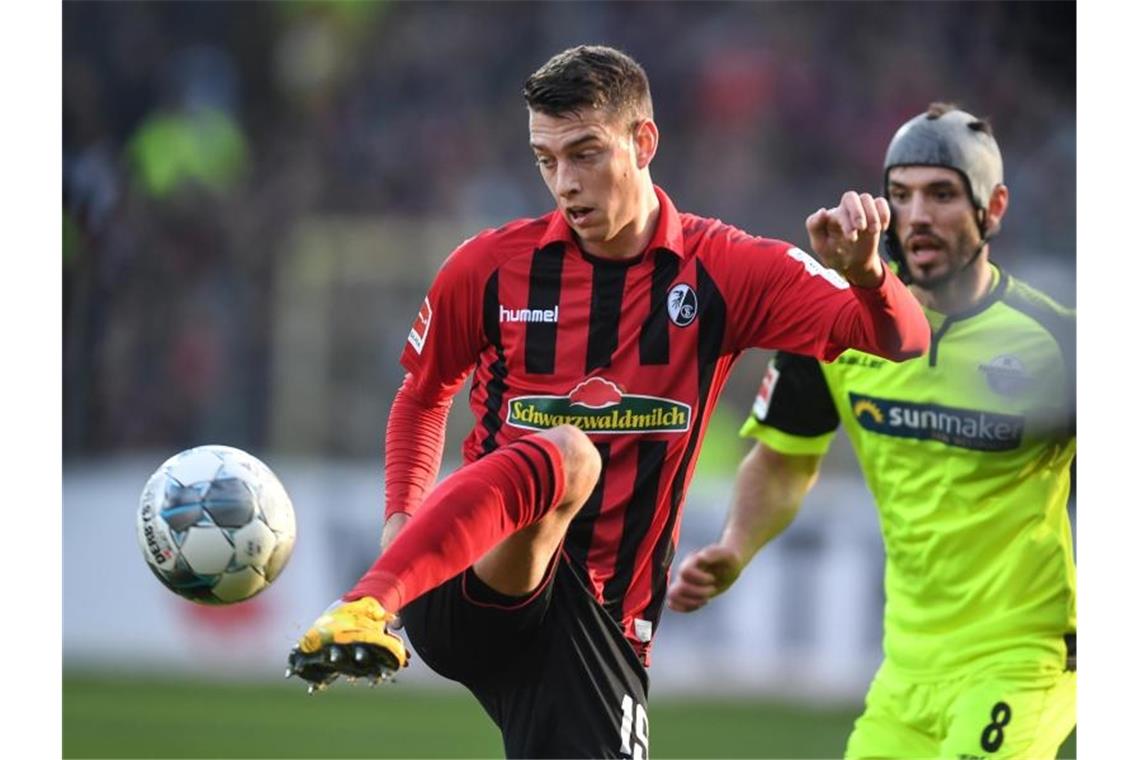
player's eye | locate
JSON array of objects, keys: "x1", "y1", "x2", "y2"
[{"x1": 535, "y1": 156, "x2": 555, "y2": 170}]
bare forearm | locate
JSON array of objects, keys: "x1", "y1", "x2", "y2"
[
  {"x1": 668, "y1": 442, "x2": 821, "y2": 613},
  {"x1": 720, "y1": 443, "x2": 821, "y2": 564}
]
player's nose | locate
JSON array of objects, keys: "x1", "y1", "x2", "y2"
[
  {"x1": 902, "y1": 194, "x2": 933, "y2": 225},
  {"x1": 555, "y1": 163, "x2": 581, "y2": 198}
]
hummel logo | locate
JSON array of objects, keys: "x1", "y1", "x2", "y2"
[{"x1": 500, "y1": 305, "x2": 560, "y2": 323}]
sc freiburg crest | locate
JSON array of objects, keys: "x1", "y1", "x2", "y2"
[{"x1": 667, "y1": 284, "x2": 697, "y2": 327}]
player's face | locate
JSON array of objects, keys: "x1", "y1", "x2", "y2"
[
  {"x1": 887, "y1": 166, "x2": 984, "y2": 289},
  {"x1": 529, "y1": 107, "x2": 645, "y2": 249}
]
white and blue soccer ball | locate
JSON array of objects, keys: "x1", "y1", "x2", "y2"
[{"x1": 136, "y1": 445, "x2": 296, "y2": 605}]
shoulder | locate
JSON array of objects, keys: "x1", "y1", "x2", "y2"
[
  {"x1": 680, "y1": 213, "x2": 792, "y2": 257},
  {"x1": 997, "y1": 273, "x2": 1075, "y2": 354},
  {"x1": 678, "y1": 213, "x2": 800, "y2": 280},
  {"x1": 440, "y1": 215, "x2": 550, "y2": 278},
  {"x1": 452, "y1": 215, "x2": 550, "y2": 260},
  {"x1": 1000, "y1": 274, "x2": 1075, "y2": 323}
]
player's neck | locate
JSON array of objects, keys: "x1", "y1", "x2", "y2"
[
  {"x1": 913, "y1": 252, "x2": 994, "y2": 315},
  {"x1": 579, "y1": 179, "x2": 660, "y2": 261}
]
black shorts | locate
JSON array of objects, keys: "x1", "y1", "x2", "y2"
[{"x1": 401, "y1": 553, "x2": 650, "y2": 759}]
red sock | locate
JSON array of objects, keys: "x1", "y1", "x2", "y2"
[{"x1": 345, "y1": 434, "x2": 566, "y2": 612}]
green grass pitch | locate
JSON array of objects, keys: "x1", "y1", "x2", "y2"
[{"x1": 63, "y1": 672, "x2": 1075, "y2": 758}]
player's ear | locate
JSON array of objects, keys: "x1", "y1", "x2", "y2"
[
  {"x1": 984, "y1": 184, "x2": 1009, "y2": 236},
  {"x1": 632, "y1": 119, "x2": 658, "y2": 170}
]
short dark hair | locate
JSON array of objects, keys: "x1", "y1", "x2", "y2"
[{"x1": 523, "y1": 45, "x2": 653, "y2": 127}]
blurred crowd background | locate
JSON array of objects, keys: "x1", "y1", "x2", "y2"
[
  {"x1": 61, "y1": 4, "x2": 1077, "y2": 755},
  {"x1": 62, "y1": 0, "x2": 1075, "y2": 463}
]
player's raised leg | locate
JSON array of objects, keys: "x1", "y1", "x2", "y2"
[
  {"x1": 287, "y1": 424, "x2": 601, "y2": 690},
  {"x1": 472, "y1": 424, "x2": 602, "y2": 596}
]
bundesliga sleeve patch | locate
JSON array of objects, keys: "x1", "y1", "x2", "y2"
[
  {"x1": 752, "y1": 362, "x2": 780, "y2": 420},
  {"x1": 407, "y1": 297, "x2": 432, "y2": 355}
]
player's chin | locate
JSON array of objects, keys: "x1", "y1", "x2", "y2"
[
  {"x1": 907, "y1": 266, "x2": 952, "y2": 288},
  {"x1": 904, "y1": 255, "x2": 944, "y2": 279},
  {"x1": 580, "y1": 231, "x2": 615, "y2": 250},
  {"x1": 570, "y1": 218, "x2": 607, "y2": 239}
]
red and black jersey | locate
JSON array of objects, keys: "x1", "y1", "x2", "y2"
[{"x1": 399, "y1": 186, "x2": 922, "y2": 662}]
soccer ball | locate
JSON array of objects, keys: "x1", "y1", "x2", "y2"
[{"x1": 136, "y1": 445, "x2": 296, "y2": 604}]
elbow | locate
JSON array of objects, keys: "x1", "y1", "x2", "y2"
[
  {"x1": 892, "y1": 341, "x2": 927, "y2": 362},
  {"x1": 893, "y1": 295, "x2": 932, "y2": 359},
  {"x1": 896, "y1": 328, "x2": 931, "y2": 360},
  {"x1": 879, "y1": 326, "x2": 929, "y2": 361}
]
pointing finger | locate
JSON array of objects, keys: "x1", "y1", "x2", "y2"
[
  {"x1": 874, "y1": 196, "x2": 891, "y2": 229},
  {"x1": 805, "y1": 207, "x2": 828, "y2": 237},
  {"x1": 860, "y1": 193, "x2": 880, "y2": 234},
  {"x1": 842, "y1": 191, "x2": 866, "y2": 239}
]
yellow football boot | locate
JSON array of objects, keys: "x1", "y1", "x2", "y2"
[{"x1": 286, "y1": 596, "x2": 409, "y2": 693}]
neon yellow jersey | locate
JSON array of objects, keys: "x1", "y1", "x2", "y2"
[{"x1": 742, "y1": 266, "x2": 1075, "y2": 679}]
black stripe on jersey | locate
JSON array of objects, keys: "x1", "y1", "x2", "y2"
[
  {"x1": 644, "y1": 260, "x2": 727, "y2": 629},
  {"x1": 525, "y1": 245, "x2": 565, "y2": 375},
  {"x1": 564, "y1": 443, "x2": 611, "y2": 574},
  {"x1": 481, "y1": 271, "x2": 509, "y2": 456},
  {"x1": 760, "y1": 352, "x2": 839, "y2": 436},
  {"x1": 586, "y1": 264, "x2": 628, "y2": 371},
  {"x1": 602, "y1": 440, "x2": 668, "y2": 623},
  {"x1": 639, "y1": 251, "x2": 679, "y2": 365}
]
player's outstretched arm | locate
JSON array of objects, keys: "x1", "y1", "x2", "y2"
[
  {"x1": 667, "y1": 443, "x2": 821, "y2": 613},
  {"x1": 801, "y1": 190, "x2": 928, "y2": 361},
  {"x1": 806, "y1": 191, "x2": 890, "y2": 288}
]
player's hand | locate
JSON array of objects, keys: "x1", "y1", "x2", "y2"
[
  {"x1": 665, "y1": 544, "x2": 744, "y2": 613},
  {"x1": 805, "y1": 191, "x2": 889, "y2": 288}
]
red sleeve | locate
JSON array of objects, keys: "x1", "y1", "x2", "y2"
[
  {"x1": 386, "y1": 236, "x2": 488, "y2": 519},
  {"x1": 400, "y1": 237, "x2": 486, "y2": 402},
  {"x1": 829, "y1": 269, "x2": 930, "y2": 361},
  {"x1": 384, "y1": 374, "x2": 451, "y2": 520},
  {"x1": 717, "y1": 231, "x2": 928, "y2": 361}
]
